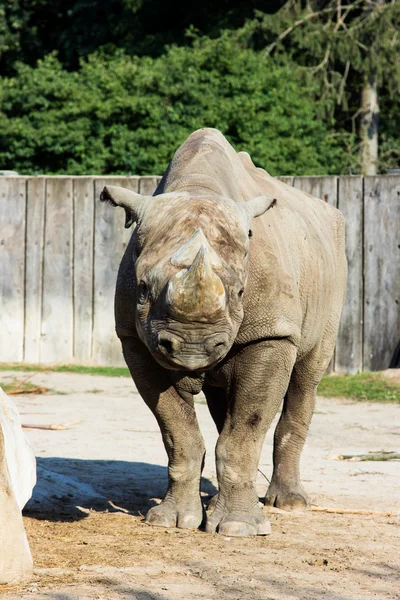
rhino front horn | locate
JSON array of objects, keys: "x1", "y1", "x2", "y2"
[{"x1": 167, "y1": 245, "x2": 226, "y2": 321}]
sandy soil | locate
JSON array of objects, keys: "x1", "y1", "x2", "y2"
[{"x1": 0, "y1": 371, "x2": 399, "y2": 600}]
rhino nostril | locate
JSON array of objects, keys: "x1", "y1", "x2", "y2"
[
  {"x1": 158, "y1": 334, "x2": 181, "y2": 355},
  {"x1": 205, "y1": 334, "x2": 229, "y2": 356},
  {"x1": 160, "y1": 339, "x2": 173, "y2": 354}
]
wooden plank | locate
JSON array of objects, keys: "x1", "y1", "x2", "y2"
[
  {"x1": 293, "y1": 177, "x2": 338, "y2": 372},
  {"x1": 92, "y1": 178, "x2": 139, "y2": 366},
  {"x1": 139, "y1": 176, "x2": 159, "y2": 196},
  {"x1": 335, "y1": 177, "x2": 363, "y2": 374},
  {"x1": 364, "y1": 176, "x2": 400, "y2": 371},
  {"x1": 40, "y1": 179, "x2": 74, "y2": 362},
  {"x1": 73, "y1": 179, "x2": 94, "y2": 362},
  {"x1": 0, "y1": 178, "x2": 26, "y2": 361},
  {"x1": 293, "y1": 176, "x2": 338, "y2": 208},
  {"x1": 277, "y1": 176, "x2": 294, "y2": 186},
  {"x1": 24, "y1": 179, "x2": 45, "y2": 362}
]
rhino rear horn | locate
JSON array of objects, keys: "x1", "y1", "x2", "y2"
[{"x1": 100, "y1": 185, "x2": 150, "y2": 228}]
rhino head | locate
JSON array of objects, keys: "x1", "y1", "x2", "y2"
[{"x1": 101, "y1": 185, "x2": 276, "y2": 371}]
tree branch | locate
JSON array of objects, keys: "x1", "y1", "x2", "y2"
[
  {"x1": 311, "y1": 46, "x2": 331, "y2": 74},
  {"x1": 264, "y1": 2, "x2": 368, "y2": 56},
  {"x1": 264, "y1": 7, "x2": 335, "y2": 55},
  {"x1": 337, "y1": 60, "x2": 350, "y2": 104}
]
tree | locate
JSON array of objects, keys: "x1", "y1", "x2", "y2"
[
  {"x1": 253, "y1": 0, "x2": 400, "y2": 174},
  {"x1": 0, "y1": 0, "x2": 284, "y2": 74},
  {"x1": 0, "y1": 36, "x2": 349, "y2": 175}
]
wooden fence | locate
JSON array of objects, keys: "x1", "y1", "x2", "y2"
[{"x1": 0, "y1": 175, "x2": 399, "y2": 372}]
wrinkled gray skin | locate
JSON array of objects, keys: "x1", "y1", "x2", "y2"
[{"x1": 101, "y1": 128, "x2": 347, "y2": 537}]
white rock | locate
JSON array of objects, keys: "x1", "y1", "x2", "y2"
[{"x1": 0, "y1": 387, "x2": 37, "y2": 584}]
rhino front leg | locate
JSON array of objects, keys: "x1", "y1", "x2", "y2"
[
  {"x1": 122, "y1": 338, "x2": 205, "y2": 529},
  {"x1": 206, "y1": 339, "x2": 297, "y2": 537}
]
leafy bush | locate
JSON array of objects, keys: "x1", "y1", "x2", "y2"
[{"x1": 0, "y1": 35, "x2": 351, "y2": 175}]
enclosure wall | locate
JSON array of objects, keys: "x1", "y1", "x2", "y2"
[{"x1": 1, "y1": 175, "x2": 399, "y2": 372}]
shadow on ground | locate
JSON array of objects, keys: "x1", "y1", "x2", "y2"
[{"x1": 24, "y1": 457, "x2": 217, "y2": 522}]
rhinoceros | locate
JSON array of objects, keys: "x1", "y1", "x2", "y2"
[{"x1": 100, "y1": 128, "x2": 347, "y2": 537}]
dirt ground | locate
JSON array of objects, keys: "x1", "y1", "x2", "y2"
[{"x1": 0, "y1": 371, "x2": 399, "y2": 600}]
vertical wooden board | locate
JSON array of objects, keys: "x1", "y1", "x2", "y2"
[
  {"x1": 93, "y1": 178, "x2": 138, "y2": 365},
  {"x1": 363, "y1": 176, "x2": 400, "y2": 371},
  {"x1": 24, "y1": 178, "x2": 45, "y2": 362},
  {"x1": 335, "y1": 177, "x2": 363, "y2": 374},
  {"x1": 40, "y1": 179, "x2": 74, "y2": 362},
  {"x1": 73, "y1": 179, "x2": 94, "y2": 362},
  {"x1": 0, "y1": 178, "x2": 26, "y2": 361},
  {"x1": 293, "y1": 177, "x2": 338, "y2": 372},
  {"x1": 276, "y1": 176, "x2": 294, "y2": 186},
  {"x1": 293, "y1": 176, "x2": 338, "y2": 207},
  {"x1": 139, "y1": 176, "x2": 159, "y2": 196}
]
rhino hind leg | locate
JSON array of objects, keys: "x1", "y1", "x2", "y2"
[
  {"x1": 265, "y1": 345, "x2": 332, "y2": 511},
  {"x1": 203, "y1": 385, "x2": 227, "y2": 434}
]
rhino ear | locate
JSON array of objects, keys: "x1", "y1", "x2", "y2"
[
  {"x1": 237, "y1": 195, "x2": 276, "y2": 235},
  {"x1": 100, "y1": 185, "x2": 150, "y2": 228}
]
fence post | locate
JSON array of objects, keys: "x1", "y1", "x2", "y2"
[
  {"x1": 0, "y1": 178, "x2": 26, "y2": 362},
  {"x1": 363, "y1": 176, "x2": 400, "y2": 370},
  {"x1": 335, "y1": 177, "x2": 364, "y2": 374}
]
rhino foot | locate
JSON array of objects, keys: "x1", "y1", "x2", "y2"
[
  {"x1": 145, "y1": 497, "x2": 203, "y2": 530},
  {"x1": 265, "y1": 481, "x2": 309, "y2": 510},
  {"x1": 206, "y1": 506, "x2": 270, "y2": 537}
]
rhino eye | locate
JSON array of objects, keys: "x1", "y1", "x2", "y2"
[
  {"x1": 137, "y1": 281, "x2": 149, "y2": 304},
  {"x1": 238, "y1": 287, "x2": 244, "y2": 298}
]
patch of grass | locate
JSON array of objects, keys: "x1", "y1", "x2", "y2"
[
  {"x1": 1, "y1": 364, "x2": 399, "y2": 403},
  {"x1": 0, "y1": 363, "x2": 130, "y2": 377},
  {"x1": 318, "y1": 372, "x2": 400, "y2": 404},
  {"x1": 333, "y1": 451, "x2": 400, "y2": 461},
  {"x1": 1, "y1": 379, "x2": 50, "y2": 395},
  {"x1": 360, "y1": 453, "x2": 400, "y2": 461}
]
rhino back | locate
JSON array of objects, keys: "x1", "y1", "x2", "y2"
[
  {"x1": 156, "y1": 128, "x2": 260, "y2": 201},
  {"x1": 240, "y1": 185, "x2": 346, "y2": 357}
]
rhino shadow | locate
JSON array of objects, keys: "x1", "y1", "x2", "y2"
[{"x1": 24, "y1": 457, "x2": 217, "y2": 522}]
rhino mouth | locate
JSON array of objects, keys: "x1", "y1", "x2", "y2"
[{"x1": 152, "y1": 331, "x2": 230, "y2": 372}]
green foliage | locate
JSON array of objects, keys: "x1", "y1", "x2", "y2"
[
  {"x1": 0, "y1": 36, "x2": 350, "y2": 175},
  {"x1": 250, "y1": 1, "x2": 400, "y2": 172},
  {"x1": 0, "y1": 1, "x2": 398, "y2": 175},
  {"x1": 318, "y1": 372, "x2": 400, "y2": 403},
  {"x1": 255, "y1": 1, "x2": 400, "y2": 93},
  {"x1": 2, "y1": 363, "x2": 400, "y2": 403},
  {"x1": 0, "y1": 0, "x2": 24, "y2": 63},
  {"x1": 0, "y1": 0, "x2": 283, "y2": 74},
  {"x1": 0, "y1": 363, "x2": 130, "y2": 377}
]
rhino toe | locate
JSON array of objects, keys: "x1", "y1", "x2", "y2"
[
  {"x1": 265, "y1": 482, "x2": 309, "y2": 511},
  {"x1": 145, "y1": 504, "x2": 177, "y2": 528},
  {"x1": 145, "y1": 498, "x2": 203, "y2": 530},
  {"x1": 218, "y1": 515, "x2": 271, "y2": 537},
  {"x1": 206, "y1": 507, "x2": 270, "y2": 537}
]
